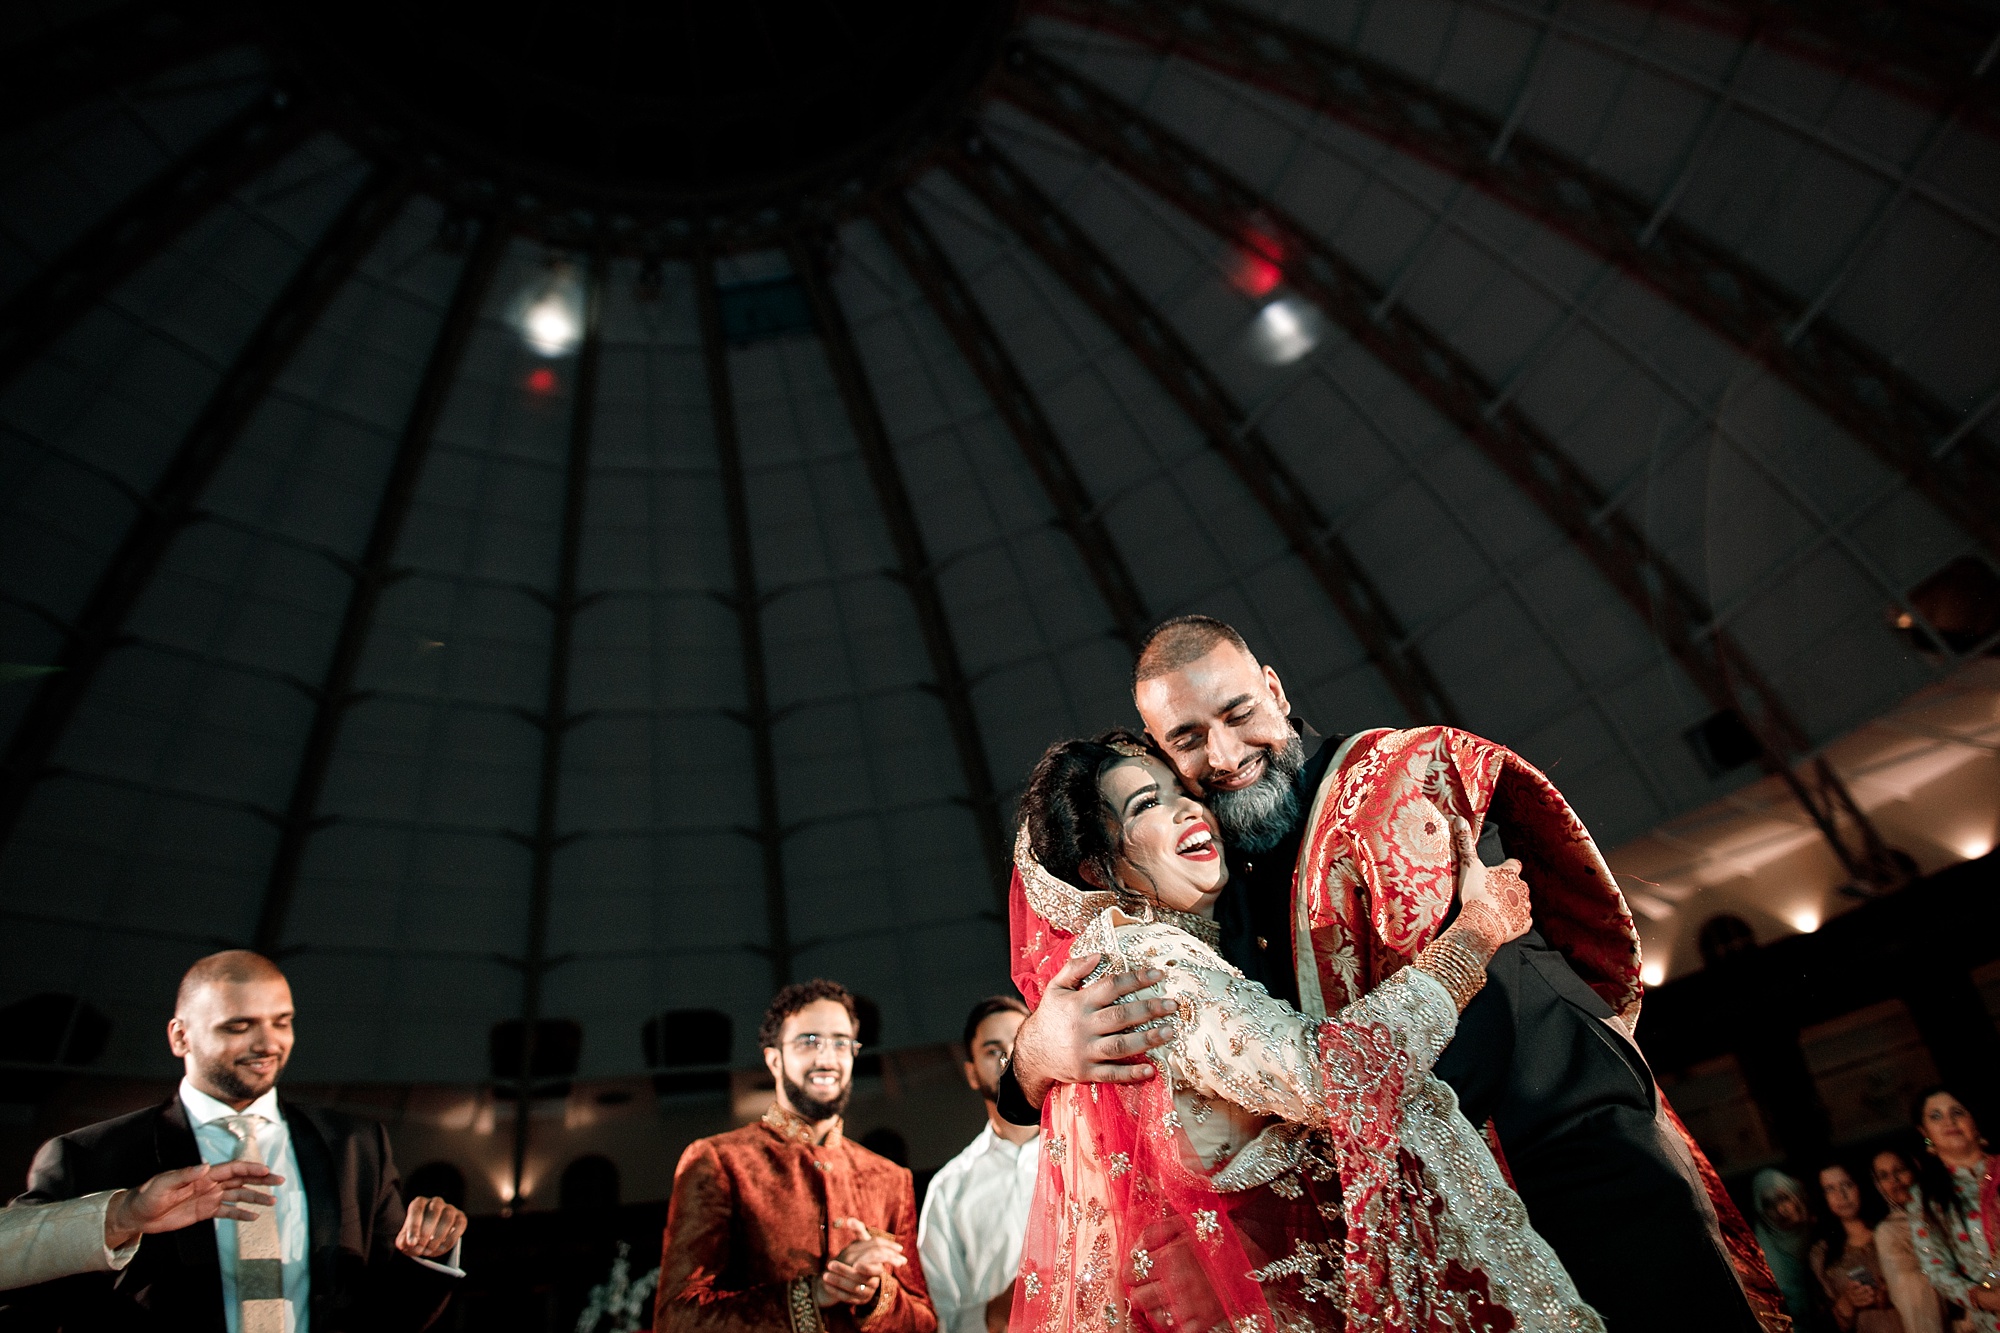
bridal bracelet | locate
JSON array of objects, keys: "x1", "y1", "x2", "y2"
[{"x1": 1414, "y1": 932, "x2": 1488, "y2": 1010}]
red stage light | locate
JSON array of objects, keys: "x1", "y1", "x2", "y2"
[
  {"x1": 526, "y1": 367, "x2": 557, "y2": 394},
  {"x1": 1231, "y1": 249, "x2": 1283, "y2": 298}
]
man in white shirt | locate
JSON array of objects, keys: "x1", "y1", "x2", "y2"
[
  {"x1": 918, "y1": 997, "x2": 1040, "y2": 1333},
  {"x1": 5, "y1": 950, "x2": 467, "y2": 1331}
]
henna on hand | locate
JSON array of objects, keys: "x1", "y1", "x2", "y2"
[{"x1": 1447, "y1": 818, "x2": 1532, "y2": 957}]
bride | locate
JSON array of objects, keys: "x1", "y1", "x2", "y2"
[{"x1": 1008, "y1": 730, "x2": 1602, "y2": 1333}]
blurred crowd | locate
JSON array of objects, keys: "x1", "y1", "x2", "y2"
[{"x1": 1751, "y1": 1090, "x2": 2000, "y2": 1333}]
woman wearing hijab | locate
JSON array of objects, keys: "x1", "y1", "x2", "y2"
[{"x1": 1757, "y1": 1168, "x2": 1829, "y2": 1332}]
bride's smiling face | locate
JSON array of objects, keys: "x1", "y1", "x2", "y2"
[{"x1": 1096, "y1": 754, "x2": 1229, "y2": 915}]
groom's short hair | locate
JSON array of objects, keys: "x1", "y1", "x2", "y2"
[{"x1": 1134, "y1": 615, "x2": 1252, "y2": 689}]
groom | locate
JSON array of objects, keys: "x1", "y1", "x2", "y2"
[{"x1": 997, "y1": 616, "x2": 1775, "y2": 1333}]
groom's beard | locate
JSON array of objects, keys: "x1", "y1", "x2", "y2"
[
  {"x1": 784, "y1": 1069, "x2": 852, "y2": 1123},
  {"x1": 1208, "y1": 731, "x2": 1306, "y2": 854}
]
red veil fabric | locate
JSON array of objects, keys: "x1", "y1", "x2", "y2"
[{"x1": 1287, "y1": 727, "x2": 1788, "y2": 1333}]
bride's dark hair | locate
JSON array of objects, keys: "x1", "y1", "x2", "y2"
[{"x1": 1019, "y1": 728, "x2": 1159, "y2": 893}]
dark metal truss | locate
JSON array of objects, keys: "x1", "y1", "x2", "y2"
[
  {"x1": 941, "y1": 130, "x2": 1461, "y2": 728},
  {"x1": 0, "y1": 93, "x2": 321, "y2": 392},
  {"x1": 510, "y1": 254, "x2": 607, "y2": 1207},
  {"x1": 0, "y1": 0, "x2": 252, "y2": 138},
  {"x1": 868, "y1": 193, "x2": 1152, "y2": 652},
  {"x1": 1032, "y1": 0, "x2": 2000, "y2": 566},
  {"x1": 1685, "y1": 0, "x2": 2000, "y2": 115},
  {"x1": 253, "y1": 216, "x2": 512, "y2": 954},
  {"x1": 787, "y1": 232, "x2": 1012, "y2": 897},
  {"x1": 695, "y1": 253, "x2": 795, "y2": 987},
  {"x1": 0, "y1": 166, "x2": 412, "y2": 851},
  {"x1": 994, "y1": 44, "x2": 1908, "y2": 892}
]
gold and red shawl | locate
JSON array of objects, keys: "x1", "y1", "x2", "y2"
[{"x1": 1290, "y1": 726, "x2": 1788, "y2": 1333}]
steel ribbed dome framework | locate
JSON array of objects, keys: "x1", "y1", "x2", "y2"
[{"x1": 4, "y1": 0, "x2": 1999, "y2": 1116}]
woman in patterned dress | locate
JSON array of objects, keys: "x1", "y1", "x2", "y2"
[
  {"x1": 1908, "y1": 1088, "x2": 2000, "y2": 1332},
  {"x1": 1811, "y1": 1162, "x2": 1901, "y2": 1333},
  {"x1": 1007, "y1": 730, "x2": 1601, "y2": 1333}
]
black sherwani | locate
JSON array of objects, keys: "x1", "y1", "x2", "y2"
[{"x1": 0, "y1": 1095, "x2": 455, "y2": 1332}]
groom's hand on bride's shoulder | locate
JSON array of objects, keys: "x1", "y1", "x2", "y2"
[{"x1": 1009, "y1": 954, "x2": 1179, "y2": 1107}]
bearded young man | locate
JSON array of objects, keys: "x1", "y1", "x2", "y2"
[
  {"x1": 6, "y1": 950, "x2": 466, "y2": 1331},
  {"x1": 995, "y1": 616, "x2": 1787, "y2": 1333},
  {"x1": 917, "y1": 996, "x2": 1038, "y2": 1333},
  {"x1": 657, "y1": 980, "x2": 935, "y2": 1333}
]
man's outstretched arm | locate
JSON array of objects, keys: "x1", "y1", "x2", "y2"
[{"x1": 997, "y1": 955, "x2": 1180, "y2": 1124}]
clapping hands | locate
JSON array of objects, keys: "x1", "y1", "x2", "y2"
[{"x1": 815, "y1": 1217, "x2": 905, "y2": 1308}]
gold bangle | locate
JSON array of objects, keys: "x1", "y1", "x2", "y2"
[{"x1": 1414, "y1": 933, "x2": 1487, "y2": 1010}]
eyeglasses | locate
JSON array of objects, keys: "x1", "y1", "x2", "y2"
[{"x1": 785, "y1": 1034, "x2": 862, "y2": 1056}]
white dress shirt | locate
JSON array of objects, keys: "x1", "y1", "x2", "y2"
[
  {"x1": 917, "y1": 1123, "x2": 1040, "y2": 1333},
  {"x1": 179, "y1": 1079, "x2": 311, "y2": 1333}
]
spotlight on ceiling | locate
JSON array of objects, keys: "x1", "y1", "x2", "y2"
[
  {"x1": 518, "y1": 264, "x2": 584, "y2": 357},
  {"x1": 1640, "y1": 958, "x2": 1667, "y2": 988},
  {"x1": 1246, "y1": 296, "x2": 1324, "y2": 366}
]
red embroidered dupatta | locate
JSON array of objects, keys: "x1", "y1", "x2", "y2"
[{"x1": 1289, "y1": 726, "x2": 1788, "y2": 1333}]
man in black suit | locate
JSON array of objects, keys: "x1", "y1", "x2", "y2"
[
  {"x1": 2, "y1": 950, "x2": 466, "y2": 1331},
  {"x1": 997, "y1": 617, "x2": 1774, "y2": 1333}
]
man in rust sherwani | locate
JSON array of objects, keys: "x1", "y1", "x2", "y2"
[{"x1": 658, "y1": 979, "x2": 935, "y2": 1333}]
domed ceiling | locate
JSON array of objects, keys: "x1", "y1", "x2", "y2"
[{"x1": 2, "y1": 0, "x2": 1997, "y2": 1085}]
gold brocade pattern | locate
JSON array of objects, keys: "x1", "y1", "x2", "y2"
[{"x1": 762, "y1": 1103, "x2": 842, "y2": 1147}]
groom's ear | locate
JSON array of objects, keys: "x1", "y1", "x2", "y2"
[
  {"x1": 1077, "y1": 859, "x2": 1107, "y2": 890},
  {"x1": 1264, "y1": 663, "x2": 1290, "y2": 715}
]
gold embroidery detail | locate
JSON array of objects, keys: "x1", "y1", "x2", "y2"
[
  {"x1": 1193, "y1": 1210, "x2": 1220, "y2": 1242},
  {"x1": 1107, "y1": 1152, "x2": 1131, "y2": 1178},
  {"x1": 1268, "y1": 1173, "x2": 1303, "y2": 1200},
  {"x1": 787, "y1": 1276, "x2": 824, "y2": 1333},
  {"x1": 1047, "y1": 1135, "x2": 1067, "y2": 1165},
  {"x1": 1131, "y1": 1248, "x2": 1153, "y2": 1279},
  {"x1": 763, "y1": 1103, "x2": 842, "y2": 1146},
  {"x1": 1249, "y1": 1240, "x2": 1345, "y2": 1307}
]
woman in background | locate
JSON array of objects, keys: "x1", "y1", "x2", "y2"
[
  {"x1": 1908, "y1": 1088, "x2": 2000, "y2": 1332},
  {"x1": 1873, "y1": 1147, "x2": 1946, "y2": 1333},
  {"x1": 1758, "y1": 1168, "x2": 1830, "y2": 1332},
  {"x1": 1812, "y1": 1161, "x2": 1899, "y2": 1332}
]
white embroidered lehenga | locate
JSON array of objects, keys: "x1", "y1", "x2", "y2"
[{"x1": 1009, "y1": 830, "x2": 1602, "y2": 1333}]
